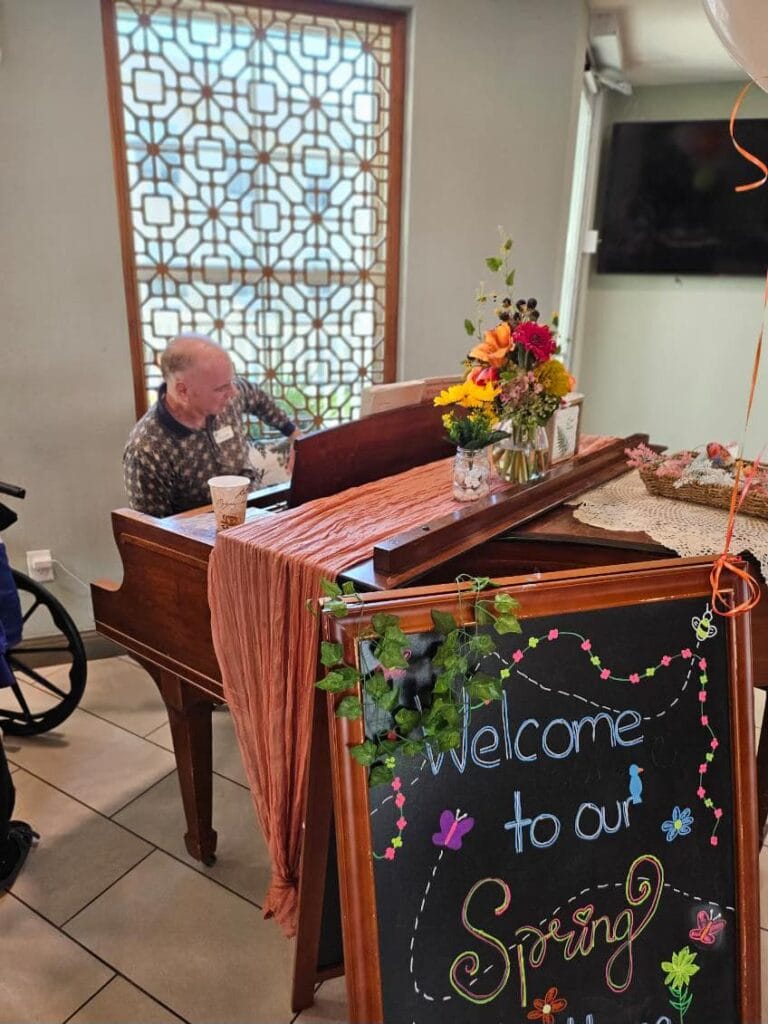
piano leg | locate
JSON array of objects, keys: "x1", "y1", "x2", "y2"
[{"x1": 153, "y1": 668, "x2": 218, "y2": 865}]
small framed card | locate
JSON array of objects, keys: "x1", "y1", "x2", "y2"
[{"x1": 547, "y1": 392, "x2": 583, "y2": 465}]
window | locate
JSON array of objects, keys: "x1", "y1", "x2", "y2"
[{"x1": 102, "y1": 0, "x2": 405, "y2": 430}]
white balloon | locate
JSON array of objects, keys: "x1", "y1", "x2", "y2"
[{"x1": 702, "y1": 0, "x2": 768, "y2": 93}]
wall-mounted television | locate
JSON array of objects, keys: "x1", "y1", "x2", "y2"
[{"x1": 597, "y1": 119, "x2": 768, "y2": 275}]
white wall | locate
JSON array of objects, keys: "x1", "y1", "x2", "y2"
[
  {"x1": 0, "y1": 0, "x2": 587, "y2": 633},
  {"x1": 580, "y1": 82, "x2": 768, "y2": 455}
]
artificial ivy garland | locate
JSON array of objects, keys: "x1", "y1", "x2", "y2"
[{"x1": 312, "y1": 576, "x2": 521, "y2": 787}]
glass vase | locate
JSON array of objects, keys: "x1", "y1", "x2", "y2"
[
  {"x1": 492, "y1": 420, "x2": 551, "y2": 485},
  {"x1": 452, "y1": 446, "x2": 491, "y2": 502}
]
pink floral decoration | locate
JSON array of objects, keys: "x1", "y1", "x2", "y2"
[
  {"x1": 629, "y1": 673, "x2": 640, "y2": 684},
  {"x1": 581, "y1": 640, "x2": 592, "y2": 651},
  {"x1": 548, "y1": 629, "x2": 559, "y2": 640},
  {"x1": 661, "y1": 655, "x2": 671, "y2": 666}
]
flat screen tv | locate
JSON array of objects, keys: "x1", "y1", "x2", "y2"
[{"x1": 597, "y1": 119, "x2": 768, "y2": 275}]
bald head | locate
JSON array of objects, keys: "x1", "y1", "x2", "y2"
[
  {"x1": 160, "y1": 334, "x2": 236, "y2": 428},
  {"x1": 160, "y1": 334, "x2": 227, "y2": 380}
]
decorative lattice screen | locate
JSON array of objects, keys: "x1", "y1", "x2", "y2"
[{"x1": 104, "y1": 0, "x2": 404, "y2": 430}]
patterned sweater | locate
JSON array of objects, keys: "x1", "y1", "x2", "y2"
[{"x1": 123, "y1": 378, "x2": 296, "y2": 517}]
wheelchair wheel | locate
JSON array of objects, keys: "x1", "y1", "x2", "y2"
[{"x1": 0, "y1": 570, "x2": 87, "y2": 735}]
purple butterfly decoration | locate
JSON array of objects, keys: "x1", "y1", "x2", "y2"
[{"x1": 432, "y1": 809, "x2": 475, "y2": 851}]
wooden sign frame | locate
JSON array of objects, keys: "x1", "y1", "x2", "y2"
[{"x1": 323, "y1": 557, "x2": 760, "y2": 1023}]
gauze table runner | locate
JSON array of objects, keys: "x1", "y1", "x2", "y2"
[{"x1": 208, "y1": 437, "x2": 610, "y2": 934}]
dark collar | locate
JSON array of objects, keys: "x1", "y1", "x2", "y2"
[{"x1": 155, "y1": 383, "x2": 195, "y2": 438}]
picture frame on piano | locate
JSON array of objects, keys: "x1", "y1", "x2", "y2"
[{"x1": 546, "y1": 391, "x2": 583, "y2": 465}]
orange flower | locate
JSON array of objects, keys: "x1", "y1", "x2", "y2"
[
  {"x1": 469, "y1": 321, "x2": 512, "y2": 368},
  {"x1": 527, "y1": 987, "x2": 568, "y2": 1024},
  {"x1": 567, "y1": 372, "x2": 577, "y2": 392}
]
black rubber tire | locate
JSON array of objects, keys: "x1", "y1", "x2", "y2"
[{"x1": 0, "y1": 570, "x2": 87, "y2": 735}]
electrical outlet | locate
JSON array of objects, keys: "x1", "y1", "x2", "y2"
[{"x1": 26, "y1": 549, "x2": 54, "y2": 582}]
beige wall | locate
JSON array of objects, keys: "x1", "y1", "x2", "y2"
[
  {"x1": 0, "y1": 0, "x2": 587, "y2": 632},
  {"x1": 580, "y1": 82, "x2": 768, "y2": 455}
]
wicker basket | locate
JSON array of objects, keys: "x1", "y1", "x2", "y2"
[{"x1": 637, "y1": 462, "x2": 768, "y2": 520}]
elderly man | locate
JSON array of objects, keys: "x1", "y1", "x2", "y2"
[{"x1": 124, "y1": 334, "x2": 299, "y2": 517}]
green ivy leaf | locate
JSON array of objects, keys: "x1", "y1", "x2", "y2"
[
  {"x1": 365, "y1": 673, "x2": 390, "y2": 701},
  {"x1": 372, "y1": 612, "x2": 400, "y2": 635},
  {"x1": 485, "y1": 256, "x2": 503, "y2": 272},
  {"x1": 369, "y1": 763, "x2": 395, "y2": 788},
  {"x1": 377, "y1": 640, "x2": 409, "y2": 669},
  {"x1": 505, "y1": 270, "x2": 516, "y2": 287},
  {"x1": 341, "y1": 580, "x2": 357, "y2": 595},
  {"x1": 468, "y1": 674, "x2": 503, "y2": 702},
  {"x1": 431, "y1": 609, "x2": 458, "y2": 636},
  {"x1": 433, "y1": 672, "x2": 453, "y2": 694},
  {"x1": 401, "y1": 739, "x2": 426, "y2": 756},
  {"x1": 468, "y1": 633, "x2": 494, "y2": 656},
  {"x1": 349, "y1": 740, "x2": 376, "y2": 766},
  {"x1": 502, "y1": 237, "x2": 513, "y2": 252},
  {"x1": 315, "y1": 671, "x2": 349, "y2": 693},
  {"x1": 320, "y1": 641, "x2": 343, "y2": 667},
  {"x1": 320, "y1": 578, "x2": 342, "y2": 598},
  {"x1": 374, "y1": 687, "x2": 399, "y2": 713},
  {"x1": 475, "y1": 600, "x2": 496, "y2": 626},
  {"x1": 326, "y1": 597, "x2": 347, "y2": 618},
  {"x1": 494, "y1": 593, "x2": 520, "y2": 615},
  {"x1": 464, "y1": 319, "x2": 475, "y2": 336},
  {"x1": 376, "y1": 738, "x2": 400, "y2": 756},
  {"x1": 435, "y1": 728, "x2": 462, "y2": 751},
  {"x1": 336, "y1": 696, "x2": 363, "y2": 719},
  {"x1": 395, "y1": 708, "x2": 421, "y2": 734},
  {"x1": 494, "y1": 615, "x2": 522, "y2": 635}
]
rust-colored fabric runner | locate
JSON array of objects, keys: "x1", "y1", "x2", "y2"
[{"x1": 208, "y1": 435, "x2": 611, "y2": 934}]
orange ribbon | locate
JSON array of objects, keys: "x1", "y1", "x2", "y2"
[
  {"x1": 729, "y1": 82, "x2": 768, "y2": 192},
  {"x1": 710, "y1": 264, "x2": 768, "y2": 616}
]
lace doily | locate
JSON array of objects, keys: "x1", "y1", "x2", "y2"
[{"x1": 568, "y1": 469, "x2": 768, "y2": 580}]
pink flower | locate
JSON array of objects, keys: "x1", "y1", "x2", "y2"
[
  {"x1": 697, "y1": 786, "x2": 706, "y2": 799},
  {"x1": 395, "y1": 793, "x2": 405, "y2": 808},
  {"x1": 681, "y1": 648, "x2": 692, "y2": 659},
  {"x1": 512, "y1": 650, "x2": 524, "y2": 663},
  {"x1": 581, "y1": 640, "x2": 592, "y2": 651},
  {"x1": 391, "y1": 777, "x2": 402, "y2": 791},
  {"x1": 700, "y1": 764, "x2": 708, "y2": 774},
  {"x1": 600, "y1": 668, "x2": 611, "y2": 680},
  {"x1": 710, "y1": 836, "x2": 719, "y2": 846},
  {"x1": 397, "y1": 817, "x2": 407, "y2": 830},
  {"x1": 384, "y1": 847, "x2": 395, "y2": 860},
  {"x1": 710, "y1": 738, "x2": 719, "y2": 750},
  {"x1": 661, "y1": 655, "x2": 672, "y2": 667},
  {"x1": 714, "y1": 807, "x2": 723, "y2": 819},
  {"x1": 700, "y1": 715, "x2": 709, "y2": 726},
  {"x1": 699, "y1": 691, "x2": 708, "y2": 702},
  {"x1": 699, "y1": 658, "x2": 707, "y2": 670},
  {"x1": 629, "y1": 673, "x2": 640, "y2": 684},
  {"x1": 548, "y1": 628, "x2": 559, "y2": 640}
]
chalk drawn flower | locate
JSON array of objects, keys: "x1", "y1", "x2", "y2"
[
  {"x1": 662, "y1": 806, "x2": 694, "y2": 842},
  {"x1": 661, "y1": 946, "x2": 700, "y2": 992},
  {"x1": 527, "y1": 986, "x2": 567, "y2": 1023},
  {"x1": 661, "y1": 655, "x2": 672, "y2": 666}
]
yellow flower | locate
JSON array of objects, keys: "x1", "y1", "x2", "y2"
[
  {"x1": 533, "y1": 358, "x2": 571, "y2": 399},
  {"x1": 434, "y1": 384, "x2": 467, "y2": 407},
  {"x1": 434, "y1": 380, "x2": 499, "y2": 410}
]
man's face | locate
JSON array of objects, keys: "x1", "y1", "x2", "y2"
[{"x1": 178, "y1": 351, "x2": 236, "y2": 418}]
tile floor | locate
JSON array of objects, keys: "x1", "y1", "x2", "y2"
[{"x1": 0, "y1": 657, "x2": 766, "y2": 1023}]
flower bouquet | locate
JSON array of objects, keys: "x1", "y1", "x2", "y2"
[
  {"x1": 433, "y1": 378, "x2": 509, "y2": 501},
  {"x1": 626, "y1": 441, "x2": 768, "y2": 520},
  {"x1": 462, "y1": 233, "x2": 573, "y2": 483}
]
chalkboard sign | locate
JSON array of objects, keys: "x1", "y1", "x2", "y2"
[{"x1": 324, "y1": 558, "x2": 759, "y2": 1024}]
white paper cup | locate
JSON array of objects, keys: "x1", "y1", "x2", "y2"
[{"x1": 207, "y1": 475, "x2": 250, "y2": 531}]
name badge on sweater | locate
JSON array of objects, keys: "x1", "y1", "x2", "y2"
[{"x1": 213, "y1": 425, "x2": 235, "y2": 444}]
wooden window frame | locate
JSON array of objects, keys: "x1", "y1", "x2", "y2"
[{"x1": 101, "y1": 0, "x2": 406, "y2": 420}]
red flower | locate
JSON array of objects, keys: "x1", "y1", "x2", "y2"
[
  {"x1": 513, "y1": 321, "x2": 557, "y2": 362},
  {"x1": 468, "y1": 364, "x2": 500, "y2": 386},
  {"x1": 527, "y1": 987, "x2": 568, "y2": 1024}
]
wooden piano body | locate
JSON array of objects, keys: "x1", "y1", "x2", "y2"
[{"x1": 91, "y1": 406, "x2": 768, "y2": 865}]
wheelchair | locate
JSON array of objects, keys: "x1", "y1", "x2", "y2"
[{"x1": 0, "y1": 481, "x2": 87, "y2": 735}]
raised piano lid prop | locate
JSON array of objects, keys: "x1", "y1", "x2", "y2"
[{"x1": 318, "y1": 556, "x2": 759, "y2": 1023}]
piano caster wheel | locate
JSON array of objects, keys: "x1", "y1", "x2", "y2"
[{"x1": 202, "y1": 853, "x2": 216, "y2": 866}]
